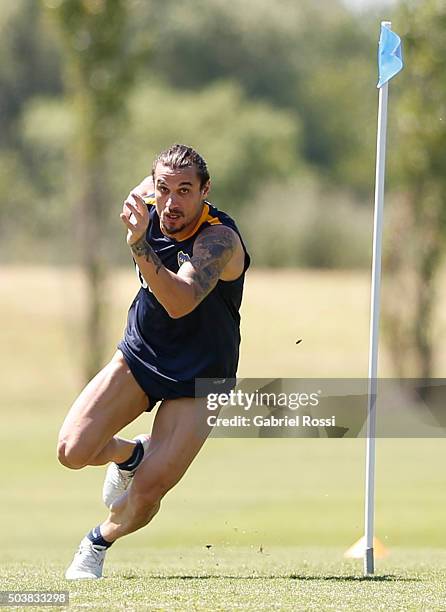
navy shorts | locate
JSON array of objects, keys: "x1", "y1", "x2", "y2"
[
  {"x1": 118, "y1": 342, "x2": 193, "y2": 412},
  {"x1": 118, "y1": 340, "x2": 236, "y2": 412}
]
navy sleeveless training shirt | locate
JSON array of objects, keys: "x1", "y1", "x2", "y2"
[{"x1": 118, "y1": 196, "x2": 250, "y2": 400}]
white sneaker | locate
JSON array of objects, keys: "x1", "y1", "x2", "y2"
[
  {"x1": 102, "y1": 434, "x2": 150, "y2": 508},
  {"x1": 65, "y1": 537, "x2": 107, "y2": 580}
]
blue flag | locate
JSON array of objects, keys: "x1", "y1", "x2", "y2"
[{"x1": 377, "y1": 24, "x2": 403, "y2": 88}]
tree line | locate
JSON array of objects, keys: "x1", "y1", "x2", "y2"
[{"x1": 1, "y1": 0, "x2": 444, "y2": 379}]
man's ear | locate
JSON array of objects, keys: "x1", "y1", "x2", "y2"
[{"x1": 201, "y1": 180, "x2": 211, "y2": 199}]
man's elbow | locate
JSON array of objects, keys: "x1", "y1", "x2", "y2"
[
  {"x1": 167, "y1": 308, "x2": 184, "y2": 319},
  {"x1": 164, "y1": 284, "x2": 200, "y2": 318},
  {"x1": 165, "y1": 303, "x2": 196, "y2": 319}
]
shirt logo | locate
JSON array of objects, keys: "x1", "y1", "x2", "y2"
[{"x1": 178, "y1": 251, "x2": 191, "y2": 266}]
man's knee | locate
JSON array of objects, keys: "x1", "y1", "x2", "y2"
[{"x1": 57, "y1": 436, "x2": 91, "y2": 470}]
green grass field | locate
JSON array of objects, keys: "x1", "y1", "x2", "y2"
[{"x1": 1, "y1": 267, "x2": 446, "y2": 610}]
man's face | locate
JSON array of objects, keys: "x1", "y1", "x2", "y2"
[{"x1": 153, "y1": 163, "x2": 210, "y2": 239}]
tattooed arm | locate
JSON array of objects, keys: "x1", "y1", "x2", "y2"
[
  {"x1": 129, "y1": 235, "x2": 163, "y2": 274},
  {"x1": 129, "y1": 225, "x2": 243, "y2": 319},
  {"x1": 180, "y1": 225, "x2": 241, "y2": 303}
]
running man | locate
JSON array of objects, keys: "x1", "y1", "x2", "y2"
[{"x1": 59, "y1": 144, "x2": 250, "y2": 579}]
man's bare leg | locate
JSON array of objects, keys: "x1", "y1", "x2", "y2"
[
  {"x1": 100, "y1": 396, "x2": 213, "y2": 541},
  {"x1": 57, "y1": 350, "x2": 149, "y2": 470},
  {"x1": 65, "y1": 396, "x2": 213, "y2": 579}
]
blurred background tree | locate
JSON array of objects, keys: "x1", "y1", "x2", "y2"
[
  {"x1": 383, "y1": 0, "x2": 446, "y2": 380},
  {"x1": 2, "y1": 0, "x2": 377, "y2": 264},
  {"x1": 43, "y1": 0, "x2": 151, "y2": 378},
  {"x1": 2, "y1": 0, "x2": 445, "y2": 379}
]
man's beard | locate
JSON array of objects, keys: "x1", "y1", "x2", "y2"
[{"x1": 160, "y1": 218, "x2": 186, "y2": 236}]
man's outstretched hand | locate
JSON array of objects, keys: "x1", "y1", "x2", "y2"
[{"x1": 120, "y1": 192, "x2": 150, "y2": 246}]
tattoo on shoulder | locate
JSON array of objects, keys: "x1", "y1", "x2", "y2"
[
  {"x1": 130, "y1": 236, "x2": 162, "y2": 273},
  {"x1": 190, "y1": 226, "x2": 237, "y2": 302}
]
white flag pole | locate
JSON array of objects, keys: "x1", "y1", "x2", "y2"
[{"x1": 364, "y1": 19, "x2": 391, "y2": 577}]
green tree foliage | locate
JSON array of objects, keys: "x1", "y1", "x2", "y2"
[
  {"x1": 0, "y1": 1, "x2": 62, "y2": 147},
  {"x1": 147, "y1": 0, "x2": 376, "y2": 192},
  {"x1": 0, "y1": 1, "x2": 63, "y2": 259},
  {"x1": 107, "y1": 80, "x2": 301, "y2": 215},
  {"x1": 241, "y1": 177, "x2": 372, "y2": 269},
  {"x1": 0, "y1": 0, "x2": 379, "y2": 272},
  {"x1": 383, "y1": 0, "x2": 446, "y2": 378}
]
